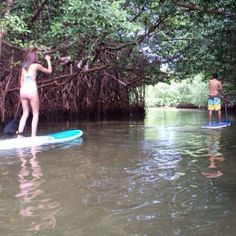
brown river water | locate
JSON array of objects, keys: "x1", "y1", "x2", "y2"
[{"x1": 0, "y1": 108, "x2": 235, "y2": 236}]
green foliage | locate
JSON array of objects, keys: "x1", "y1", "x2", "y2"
[
  {"x1": 146, "y1": 75, "x2": 208, "y2": 108},
  {"x1": 189, "y1": 76, "x2": 209, "y2": 107},
  {"x1": 2, "y1": 0, "x2": 236, "y2": 90},
  {"x1": 168, "y1": 1, "x2": 236, "y2": 82},
  {"x1": 127, "y1": 0, "x2": 236, "y2": 87},
  {"x1": 1, "y1": 14, "x2": 30, "y2": 34},
  {"x1": 4, "y1": 0, "x2": 141, "y2": 49}
]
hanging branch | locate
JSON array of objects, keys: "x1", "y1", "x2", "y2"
[
  {"x1": 173, "y1": 1, "x2": 236, "y2": 20},
  {"x1": 1, "y1": 39, "x2": 24, "y2": 51},
  {"x1": 0, "y1": 50, "x2": 14, "y2": 122},
  {"x1": 103, "y1": 16, "x2": 167, "y2": 51},
  {"x1": 28, "y1": 0, "x2": 49, "y2": 26}
]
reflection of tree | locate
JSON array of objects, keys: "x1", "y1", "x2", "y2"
[
  {"x1": 15, "y1": 147, "x2": 61, "y2": 231},
  {"x1": 202, "y1": 129, "x2": 224, "y2": 179}
]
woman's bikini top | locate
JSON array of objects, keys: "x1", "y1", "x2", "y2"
[
  {"x1": 25, "y1": 72, "x2": 37, "y2": 82},
  {"x1": 23, "y1": 63, "x2": 38, "y2": 83}
]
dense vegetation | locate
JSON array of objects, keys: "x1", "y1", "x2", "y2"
[
  {"x1": 0, "y1": 1, "x2": 236, "y2": 122},
  {"x1": 146, "y1": 76, "x2": 208, "y2": 108}
]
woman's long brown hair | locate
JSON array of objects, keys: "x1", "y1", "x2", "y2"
[{"x1": 22, "y1": 51, "x2": 39, "y2": 71}]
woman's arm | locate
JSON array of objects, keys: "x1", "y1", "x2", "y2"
[{"x1": 37, "y1": 55, "x2": 52, "y2": 74}]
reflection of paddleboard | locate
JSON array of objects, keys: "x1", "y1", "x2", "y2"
[
  {"x1": 0, "y1": 129, "x2": 83, "y2": 150},
  {"x1": 201, "y1": 121, "x2": 231, "y2": 129}
]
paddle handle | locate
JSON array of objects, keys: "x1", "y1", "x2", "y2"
[{"x1": 224, "y1": 102, "x2": 228, "y2": 121}]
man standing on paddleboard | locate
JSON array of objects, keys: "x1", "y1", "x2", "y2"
[{"x1": 208, "y1": 73, "x2": 224, "y2": 124}]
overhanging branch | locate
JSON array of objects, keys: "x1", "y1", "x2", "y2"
[
  {"x1": 173, "y1": 1, "x2": 236, "y2": 20},
  {"x1": 28, "y1": 0, "x2": 49, "y2": 26}
]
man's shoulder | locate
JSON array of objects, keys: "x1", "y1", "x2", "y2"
[{"x1": 210, "y1": 78, "x2": 221, "y2": 83}]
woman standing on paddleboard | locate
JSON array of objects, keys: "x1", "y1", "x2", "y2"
[{"x1": 17, "y1": 50, "x2": 52, "y2": 137}]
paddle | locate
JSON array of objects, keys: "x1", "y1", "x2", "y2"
[
  {"x1": 3, "y1": 117, "x2": 19, "y2": 135},
  {"x1": 2, "y1": 101, "x2": 21, "y2": 135},
  {"x1": 222, "y1": 98, "x2": 231, "y2": 126},
  {"x1": 224, "y1": 101, "x2": 228, "y2": 122}
]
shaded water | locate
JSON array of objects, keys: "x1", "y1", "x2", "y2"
[{"x1": 0, "y1": 108, "x2": 236, "y2": 236}]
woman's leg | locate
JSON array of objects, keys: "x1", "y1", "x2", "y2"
[
  {"x1": 18, "y1": 98, "x2": 30, "y2": 134},
  {"x1": 30, "y1": 94, "x2": 40, "y2": 137}
]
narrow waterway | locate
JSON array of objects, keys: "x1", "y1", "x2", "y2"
[{"x1": 0, "y1": 108, "x2": 235, "y2": 236}]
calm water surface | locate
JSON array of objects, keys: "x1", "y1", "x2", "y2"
[{"x1": 0, "y1": 108, "x2": 236, "y2": 236}]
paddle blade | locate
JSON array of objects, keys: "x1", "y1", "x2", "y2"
[{"x1": 3, "y1": 118, "x2": 19, "y2": 135}]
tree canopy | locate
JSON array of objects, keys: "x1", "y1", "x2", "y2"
[
  {"x1": 0, "y1": 0, "x2": 236, "y2": 121},
  {"x1": 2, "y1": 0, "x2": 236, "y2": 79}
]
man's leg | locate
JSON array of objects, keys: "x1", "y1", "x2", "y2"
[
  {"x1": 218, "y1": 110, "x2": 222, "y2": 123},
  {"x1": 215, "y1": 98, "x2": 222, "y2": 124},
  {"x1": 208, "y1": 110, "x2": 212, "y2": 124},
  {"x1": 207, "y1": 98, "x2": 213, "y2": 124}
]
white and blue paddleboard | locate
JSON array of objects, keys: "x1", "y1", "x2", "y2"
[
  {"x1": 0, "y1": 129, "x2": 83, "y2": 150},
  {"x1": 201, "y1": 121, "x2": 231, "y2": 129}
]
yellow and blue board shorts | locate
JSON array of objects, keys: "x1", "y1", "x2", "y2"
[{"x1": 208, "y1": 96, "x2": 221, "y2": 111}]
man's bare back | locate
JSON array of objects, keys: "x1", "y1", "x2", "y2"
[{"x1": 209, "y1": 78, "x2": 223, "y2": 97}]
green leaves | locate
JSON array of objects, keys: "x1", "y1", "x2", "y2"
[
  {"x1": 2, "y1": 0, "x2": 236, "y2": 88},
  {"x1": 50, "y1": 21, "x2": 64, "y2": 38},
  {"x1": 45, "y1": 0, "x2": 140, "y2": 44},
  {"x1": 1, "y1": 14, "x2": 30, "y2": 34},
  {"x1": 146, "y1": 76, "x2": 208, "y2": 108}
]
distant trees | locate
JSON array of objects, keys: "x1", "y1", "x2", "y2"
[{"x1": 146, "y1": 76, "x2": 208, "y2": 108}]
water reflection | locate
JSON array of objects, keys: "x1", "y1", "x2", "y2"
[
  {"x1": 1, "y1": 111, "x2": 236, "y2": 236},
  {"x1": 15, "y1": 147, "x2": 61, "y2": 232},
  {"x1": 202, "y1": 129, "x2": 224, "y2": 179}
]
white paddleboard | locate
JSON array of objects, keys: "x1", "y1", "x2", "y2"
[
  {"x1": 201, "y1": 121, "x2": 231, "y2": 129},
  {"x1": 0, "y1": 129, "x2": 83, "y2": 150}
]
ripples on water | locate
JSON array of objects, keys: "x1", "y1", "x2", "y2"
[{"x1": 0, "y1": 109, "x2": 236, "y2": 235}]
